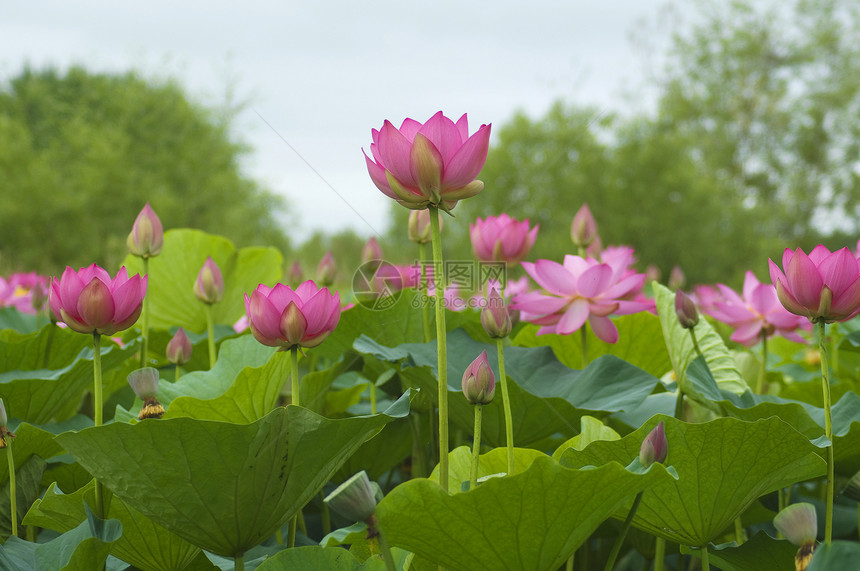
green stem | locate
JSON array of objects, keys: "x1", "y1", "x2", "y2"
[
  {"x1": 756, "y1": 332, "x2": 768, "y2": 394},
  {"x1": 7, "y1": 441, "x2": 17, "y2": 538},
  {"x1": 565, "y1": 554, "x2": 574, "y2": 571},
  {"x1": 429, "y1": 206, "x2": 449, "y2": 493},
  {"x1": 700, "y1": 543, "x2": 710, "y2": 570},
  {"x1": 205, "y1": 304, "x2": 217, "y2": 369},
  {"x1": 580, "y1": 325, "x2": 588, "y2": 369},
  {"x1": 291, "y1": 346, "x2": 300, "y2": 407},
  {"x1": 369, "y1": 381, "x2": 377, "y2": 415},
  {"x1": 603, "y1": 491, "x2": 644, "y2": 571},
  {"x1": 174, "y1": 364, "x2": 182, "y2": 383},
  {"x1": 275, "y1": 528, "x2": 283, "y2": 546},
  {"x1": 470, "y1": 405, "x2": 483, "y2": 490},
  {"x1": 496, "y1": 339, "x2": 515, "y2": 476},
  {"x1": 734, "y1": 516, "x2": 744, "y2": 546},
  {"x1": 654, "y1": 538, "x2": 665, "y2": 571},
  {"x1": 234, "y1": 553, "x2": 244, "y2": 571},
  {"x1": 92, "y1": 332, "x2": 104, "y2": 519},
  {"x1": 819, "y1": 320, "x2": 834, "y2": 544},
  {"x1": 418, "y1": 242, "x2": 432, "y2": 344},
  {"x1": 139, "y1": 258, "x2": 150, "y2": 369},
  {"x1": 688, "y1": 327, "x2": 703, "y2": 359},
  {"x1": 409, "y1": 413, "x2": 426, "y2": 479},
  {"x1": 321, "y1": 490, "x2": 331, "y2": 536},
  {"x1": 287, "y1": 516, "x2": 296, "y2": 548},
  {"x1": 377, "y1": 530, "x2": 397, "y2": 571}
]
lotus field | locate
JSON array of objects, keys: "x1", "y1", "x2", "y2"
[{"x1": 2, "y1": 111, "x2": 860, "y2": 571}]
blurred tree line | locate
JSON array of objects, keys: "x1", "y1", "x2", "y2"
[
  {"x1": 0, "y1": 66, "x2": 290, "y2": 275},
  {"x1": 385, "y1": 0, "x2": 860, "y2": 286}
]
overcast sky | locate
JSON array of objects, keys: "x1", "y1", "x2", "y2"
[{"x1": 0, "y1": 1, "x2": 684, "y2": 241}]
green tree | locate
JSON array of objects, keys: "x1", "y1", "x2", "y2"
[{"x1": 0, "y1": 66, "x2": 290, "y2": 274}]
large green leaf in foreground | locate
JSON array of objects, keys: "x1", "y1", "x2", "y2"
[
  {"x1": 57, "y1": 397, "x2": 409, "y2": 557},
  {"x1": 560, "y1": 415, "x2": 825, "y2": 546},
  {"x1": 376, "y1": 456, "x2": 672, "y2": 571}
]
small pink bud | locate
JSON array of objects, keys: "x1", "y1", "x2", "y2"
[
  {"x1": 674, "y1": 290, "x2": 699, "y2": 329},
  {"x1": 193, "y1": 257, "x2": 224, "y2": 304},
  {"x1": 287, "y1": 261, "x2": 303, "y2": 285},
  {"x1": 462, "y1": 351, "x2": 496, "y2": 405},
  {"x1": 639, "y1": 421, "x2": 667, "y2": 467},
  {"x1": 481, "y1": 288, "x2": 512, "y2": 339},
  {"x1": 645, "y1": 264, "x2": 661, "y2": 284},
  {"x1": 0, "y1": 398, "x2": 14, "y2": 448},
  {"x1": 127, "y1": 202, "x2": 164, "y2": 258},
  {"x1": 317, "y1": 252, "x2": 337, "y2": 287},
  {"x1": 362, "y1": 237, "x2": 383, "y2": 265},
  {"x1": 669, "y1": 266, "x2": 686, "y2": 289},
  {"x1": 166, "y1": 327, "x2": 192, "y2": 365},
  {"x1": 408, "y1": 210, "x2": 435, "y2": 244},
  {"x1": 571, "y1": 204, "x2": 598, "y2": 248}
]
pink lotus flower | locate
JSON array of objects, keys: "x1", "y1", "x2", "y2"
[
  {"x1": 0, "y1": 272, "x2": 48, "y2": 314},
  {"x1": 769, "y1": 246, "x2": 860, "y2": 323},
  {"x1": 470, "y1": 214, "x2": 539, "y2": 266},
  {"x1": 571, "y1": 204, "x2": 598, "y2": 248},
  {"x1": 193, "y1": 257, "x2": 224, "y2": 305},
  {"x1": 512, "y1": 254, "x2": 652, "y2": 343},
  {"x1": 316, "y1": 251, "x2": 337, "y2": 287},
  {"x1": 166, "y1": 327, "x2": 193, "y2": 365},
  {"x1": 49, "y1": 265, "x2": 147, "y2": 335},
  {"x1": 408, "y1": 209, "x2": 436, "y2": 244},
  {"x1": 126, "y1": 202, "x2": 163, "y2": 258},
  {"x1": 363, "y1": 111, "x2": 491, "y2": 211},
  {"x1": 639, "y1": 421, "x2": 668, "y2": 467},
  {"x1": 480, "y1": 287, "x2": 512, "y2": 339},
  {"x1": 244, "y1": 281, "x2": 341, "y2": 349},
  {"x1": 706, "y1": 271, "x2": 810, "y2": 346},
  {"x1": 462, "y1": 351, "x2": 495, "y2": 405}
]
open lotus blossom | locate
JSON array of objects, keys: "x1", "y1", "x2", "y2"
[
  {"x1": 49, "y1": 265, "x2": 147, "y2": 335},
  {"x1": 512, "y1": 254, "x2": 652, "y2": 343},
  {"x1": 470, "y1": 214, "x2": 539, "y2": 266},
  {"x1": 769, "y1": 246, "x2": 860, "y2": 323},
  {"x1": 363, "y1": 111, "x2": 491, "y2": 211},
  {"x1": 244, "y1": 280, "x2": 341, "y2": 349},
  {"x1": 706, "y1": 271, "x2": 811, "y2": 346}
]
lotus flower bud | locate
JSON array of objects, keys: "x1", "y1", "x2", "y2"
[
  {"x1": 462, "y1": 351, "x2": 496, "y2": 405},
  {"x1": 645, "y1": 264, "x2": 661, "y2": 284},
  {"x1": 316, "y1": 252, "x2": 337, "y2": 287},
  {"x1": 669, "y1": 266, "x2": 686, "y2": 289},
  {"x1": 639, "y1": 421, "x2": 667, "y2": 467},
  {"x1": 362, "y1": 237, "x2": 383, "y2": 264},
  {"x1": 571, "y1": 204, "x2": 598, "y2": 248},
  {"x1": 126, "y1": 202, "x2": 164, "y2": 258},
  {"x1": 286, "y1": 261, "x2": 303, "y2": 286},
  {"x1": 773, "y1": 503, "x2": 817, "y2": 570},
  {"x1": 166, "y1": 327, "x2": 192, "y2": 366},
  {"x1": 674, "y1": 290, "x2": 699, "y2": 329},
  {"x1": 193, "y1": 257, "x2": 224, "y2": 304},
  {"x1": 0, "y1": 399, "x2": 13, "y2": 448},
  {"x1": 481, "y1": 288, "x2": 512, "y2": 339},
  {"x1": 324, "y1": 470, "x2": 379, "y2": 524},
  {"x1": 408, "y1": 209, "x2": 435, "y2": 244},
  {"x1": 127, "y1": 367, "x2": 165, "y2": 420}
]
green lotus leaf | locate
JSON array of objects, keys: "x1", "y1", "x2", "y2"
[
  {"x1": 560, "y1": 415, "x2": 825, "y2": 546},
  {"x1": 56, "y1": 397, "x2": 409, "y2": 557},
  {"x1": 376, "y1": 455, "x2": 672, "y2": 571}
]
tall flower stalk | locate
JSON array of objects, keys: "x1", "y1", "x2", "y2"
[
  {"x1": 429, "y1": 206, "x2": 450, "y2": 492},
  {"x1": 769, "y1": 245, "x2": 860, "y2": 544},
  {"x1": 193, "y1": 257, "x2": 224, "y2": 369},
  {"x1": 462, "y1": 351, "x2": 495, "y2": 490},
  {"x1": 127, "y1": 203, "x2": 163, "y2": 369}
]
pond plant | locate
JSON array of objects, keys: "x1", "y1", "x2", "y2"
[{"x1": 0, "y1": 111, "x2": 858, "y2": 570}]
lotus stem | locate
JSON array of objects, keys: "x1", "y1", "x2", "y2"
[
  {"x1": 701, "y1": 543, "x2": 710, "y2": 570},
  {"x1": 429, "y1": 206, "x2": 449, "y2": 493},
  {"x1": 603, "y1": 491, "x2": 643, "y2": 571},
  {"x1": 654, "y1": 538, "x2": 665, "y2": 571},
  {"x1": 734, "y1": 516, "x2": 744, "y2": 546},
  {"x1": 290, "y1": 346, "x2": 300, "y2": 407},
  {"x1": 234, "y1": 553, "x2": 244, "y2": 571},
  {"x1": 320, "y1": 490, "x2": 331, "y2": 536},
  {"x1": 418, "y1": 242, "x2": 432, "y2": 343},
  {"x1": 6, "y1": 441, "x2": 16, "y2": 538},
  {"x1": 92, "y1": 332, "x2": 104, "y2": 519},
  {"x1": 496, "y1": 339, "x2": 515, "y2": 476},
  {"x1": 139, "y1": 257, "x2": 150, "y2": 369},
  {"x1": 688, "y1": 327, "x2": 703, "y2": 360},
  {"x1": 756, "y1": 331, "x2": 768, "y2": 394},
  {"x1": 470, "y1": 404, "x2": 483, "y2": 491},
  {"x1": 818, "y1": 320, "x2": 834, "y2": 544},
  {"x1": 205, "y1": 304, "x2": 217, "y2": 369},
  {"x1": 174, "y1": 364, "x2": 182, "y2": 383},
  {"x1": 369, "y1": 381, "x2": 377, "y2": 415}
]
